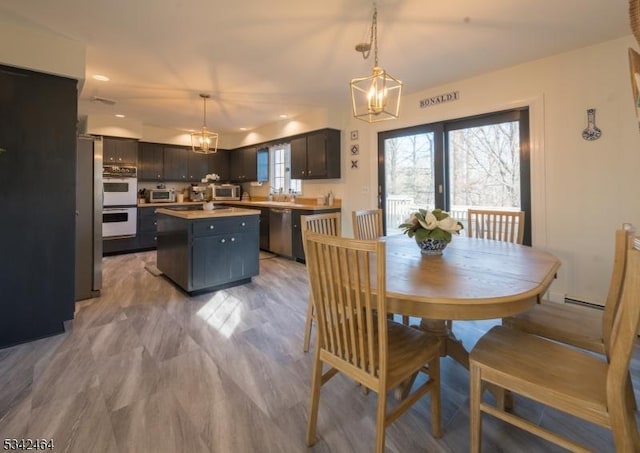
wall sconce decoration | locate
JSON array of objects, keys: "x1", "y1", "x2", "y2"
[{"x1": 581, "y1": 109, "x2": 602, "y2": 141}]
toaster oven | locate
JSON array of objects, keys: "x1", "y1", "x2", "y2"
[{"x1": 147, "y1": 188, "x2": 176, "y2": 203}]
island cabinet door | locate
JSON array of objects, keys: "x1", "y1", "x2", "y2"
[
  {"x1": 191, "y1": 236, "x2": 230, "y2": 289},
  {"x1": 228, "y1": 231, "x2": 259, "y2": 279}
]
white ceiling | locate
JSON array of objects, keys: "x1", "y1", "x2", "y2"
[{"x1": 1, "y1": 0, "x2": 632, "y2": 135}]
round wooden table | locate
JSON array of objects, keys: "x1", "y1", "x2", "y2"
[{"x1": 382, "y1": 234, "x2": 561, "y2": 369}]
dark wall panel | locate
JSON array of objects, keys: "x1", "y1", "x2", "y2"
[{"x1": 0, "y1": 64, "x2": 77, "y2": 347}]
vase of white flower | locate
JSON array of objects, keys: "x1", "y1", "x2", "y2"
[{"x1": 399, "y1": 208, "x2": 464, "y2": 256}]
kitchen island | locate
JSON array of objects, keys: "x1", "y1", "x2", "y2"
[{"x1": 156, "y1": 206, "x2": 260, "y2": 294}]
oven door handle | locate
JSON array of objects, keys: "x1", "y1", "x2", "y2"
[{"x1": 103, "y1": 208, "x2": 129, "y2": 213}]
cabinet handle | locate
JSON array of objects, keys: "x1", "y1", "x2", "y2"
[
  {"x1": 231, "y1": 237, "x2": 235, "y2": 242},
  {"x1": 153, "y1": 221, "x2": 157, "y2": 226},
  {"x1": 209, "y1": 225, "x2": 215, "y2": 230},
  {"x1": 308, "y1": 170, "x2": 312, "y2": 175},
  {"x1": 154, "y1": 209, "x2": 158, "y2": 213},
  {"x1": 241, "y1": 222, "x2": 246, "y2": 227},
  {"x1": 154, "y1": 236, "x2": 157, "y2": 241},
  {"x1": 221, "y1": 238, "x2": 226, "y2": 243}
]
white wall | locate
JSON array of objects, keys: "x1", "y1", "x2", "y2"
[
  {"x1": 10, "y1": 18, "x2": 637, "y2": 304},
  {"x1": 103, "y1": 34, "x2": 640, "y2": 305},
  {"x1": 345, "y1": 35, "x2": 640, "y2": 305},
  {"x1": 0, "y1": 20, "x2": 84, "y2": 81}
]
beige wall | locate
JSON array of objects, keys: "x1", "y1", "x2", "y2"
[
  {"x1": 194, "y1": 34, "x2": 640, "y2": 305},
  {"x1": 0, "y1": 19, "x2": 84, "y2": 81},
  {"x1": 6, "y1": 19, "x2": 638, "y2": 305},
  {"x1": 343, "y1": 35, "x2": 640, "y2": 305}
]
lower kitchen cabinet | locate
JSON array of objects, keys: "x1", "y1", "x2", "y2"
[
  {"x1": 292, "y1": 208, "x2": 341, "y2": 262},
  {"x1": 157, "y1": 213, "x2": 259, "y2": 294},
  {"x1": 138, "y1": 206, "x2": 159, "y2": 249}
]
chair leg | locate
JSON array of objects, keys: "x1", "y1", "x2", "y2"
[
  {"x1": 429, "y1": 358, "x2": 442, "y2": 438},
  {"x1": 470, "y1": 363, "x2": 482, "y2": 453},
  {"x1": 303, "y1": 297, "x2": 314, "y2": 352},
  {"x1": 375, "y1": 388, "x2": 387, "y2": 453},
  {"x1": 402, "y1": 315, "x2": 410, "y2": 326},
  {"x1": 306, "y1": 347, "x2": 323, "y2": 446}
]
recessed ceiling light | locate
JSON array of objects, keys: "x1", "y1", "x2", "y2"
[
  {"x1": 115, "y1": 114, "x2": 125, "y2": 118},
  {"x1": 92, "y1": 74, "x2": 110, "y2": 82},
  {"x1": 279, "y1": 114, "x2": 288, "y2": 118},
  {"x1": 239, "y1": 127, "x2": 248, "y2": 131}
]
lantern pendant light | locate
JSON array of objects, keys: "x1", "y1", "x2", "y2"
[
  {"x1": 191, "y1": 94, "x2": 219, "y2": 154},
  {"x1": 350, "y1": 3, "x2": 402, "y2": 123}
]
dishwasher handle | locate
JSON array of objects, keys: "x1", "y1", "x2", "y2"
[{"x1": 270, "y1": 208, "x2": 292, "y2": 214}]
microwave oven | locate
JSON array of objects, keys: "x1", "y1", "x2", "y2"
[
  {"x1": 212, "y1": 184, "x2": 241, "y2": 200},
  {"x1": 147, "y1": 189, "x2": 176, "y2": 203}
]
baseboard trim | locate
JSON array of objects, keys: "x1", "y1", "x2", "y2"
[{"x1": 564, "y1": 297, "x2": 604, "y2": 310}]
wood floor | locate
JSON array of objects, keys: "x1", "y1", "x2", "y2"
[{"x1": 1, "y1": 251, "x2": 638, "y2": 452}]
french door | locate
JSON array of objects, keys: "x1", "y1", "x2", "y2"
[{"x1": 378, "y1": 108, "x2": 531, "y2": 245}]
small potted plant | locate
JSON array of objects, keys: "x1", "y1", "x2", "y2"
[{"x1": 399, "y1": 208, "x2": 464, "y2": 255}]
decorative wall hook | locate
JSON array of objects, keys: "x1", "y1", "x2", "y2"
[{"x1": 582, "y1": 108, "x2": 602, "y2": 141}]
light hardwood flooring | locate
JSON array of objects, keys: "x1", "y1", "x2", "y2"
[{"x1": 1, "y1": 251, "x2": 638, "y2": 452}]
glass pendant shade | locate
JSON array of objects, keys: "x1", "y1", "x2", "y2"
[
  {"x1": 350, "y1": 66, "x2": 402, "y2": 122},
  {"x1": 191, "y1": 94, "x2": 219, "y2": 154}
]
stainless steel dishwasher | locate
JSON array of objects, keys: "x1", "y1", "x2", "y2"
[{"x1": 269, "y1": 208, "x2": 293, "y2": 257}]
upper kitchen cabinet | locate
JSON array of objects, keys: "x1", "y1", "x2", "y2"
[
  {"x1": 104, "y1": 136, "x2": 138, "y2": 165},
  {"x1": 163, "y1": 146, "x2": 189, "y2": 181},
  {"x1": 139, "y1": 142, "x2": 164, "y2": 181},
  {"x1": 187, "y1": 150, "x2": 209, "y2": 182},
  {"x1": 290, "y1": 128, "x2": 341, "y2": 180},
  {"x1": 229, "y1": 146, "x2": 257, "y2": 182},
  {"x1": 208, "y1": 149, "x2": 230, "y2": 182}
]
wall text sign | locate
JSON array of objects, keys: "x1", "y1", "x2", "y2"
[{"x1": 419, "y1": 91, "x2": 459, "y2": 108}]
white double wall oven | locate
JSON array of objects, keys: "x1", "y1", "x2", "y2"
[{"x1": 102, "y1": 165, "x2": 137, "y2": 238}]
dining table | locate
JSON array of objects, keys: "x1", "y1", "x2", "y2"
[{"x1": 382, "y1": 233, "x2": 561, "y2": 370}]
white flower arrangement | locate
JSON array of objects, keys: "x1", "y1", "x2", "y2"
[{"x1": 399, "y1": 208, "x2": 464, "y2": 243}]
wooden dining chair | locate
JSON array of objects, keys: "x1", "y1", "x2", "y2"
[
  {"x1": 469, "y1": 238, "x2": 640, "y2": 452},
  {"x1": 352, "y1": 208, "x2": 384, "y2": 240},
  {"x1": 352, "y1": 208, "x2": 410, "y2": 326},
  {"x1": 304, "y1": 232, "x2": 442, "y2": 453},
  {"x1": 467, "y1": 209, "x2": 524, "y2": 244},
  {"x1": 300, "y1": 213, "x2": 342, "y2": 352},
  {"x1": 503, "y1": 226, "x2": 635, "y2": 354}
]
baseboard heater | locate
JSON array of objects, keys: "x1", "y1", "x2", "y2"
[{"x1": 564, "y1": 297, "x2": 604, "y2": 310}]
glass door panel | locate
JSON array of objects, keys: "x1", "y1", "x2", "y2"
[
  {"x1": 383, "y1": 132, "x2": 436, "y2": 235},
  {"x1": 447, "y1": 120, "x2": 521, "y2": 231}
]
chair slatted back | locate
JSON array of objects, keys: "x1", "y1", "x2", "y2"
[
  {"x1": 301, "y1": 213, "x2": 342, "y2": 238},
  {"x1": 606, "y1": 239, "x2": 640, "y2": 419},
  {"x1": 467, "y1": 209, "x2": 525, "y2": 244},
  {"x1": 352, "y1": 209, "x2": 383, "y2": 240},
  {"x1": 602, "y1": 227, "x2": 636, "y2": 349},
  {"x1": 304, "y1": 232, "x2": 387, "y2": 383}
]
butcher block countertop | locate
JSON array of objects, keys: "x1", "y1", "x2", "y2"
[{"x1": 156, "y1": 207, "x2": 259, "y2": 220}]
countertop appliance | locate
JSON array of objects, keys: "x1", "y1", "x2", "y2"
[
  {"x1": 212, "y1": 183, "x2": 241, "y2": 201},
  {"x1": 75, "y1": 136, "x2": 102, "y2": 300},
  {"x1": 269, "y1": 208, "x2": 293, "y2": 257},
  {"x1": 190, "y1": 184, "x2": 207, "y2": 201},
  {"x1": 147, "y1": 188, "x2": 175, "y2": 203}
]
